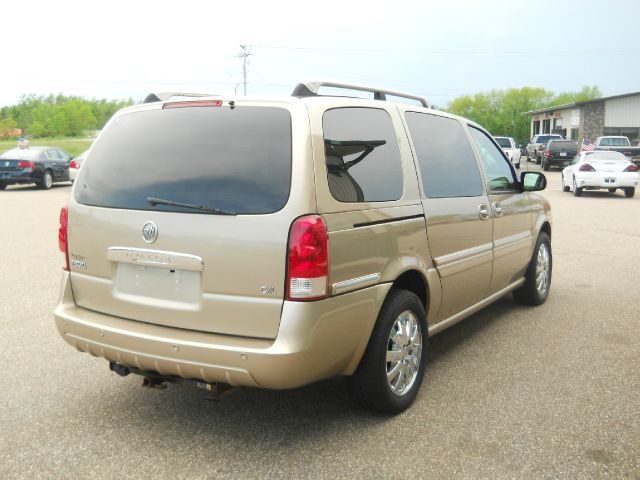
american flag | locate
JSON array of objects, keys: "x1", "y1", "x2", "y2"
[{"x1": 581, "y1": 137, "x2": 595, "y2": 152}]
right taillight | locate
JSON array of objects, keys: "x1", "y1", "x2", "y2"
[
  {"x1": 69, "y1": 160, "x2": 78, "y2": 169},
  {"x1": 59, "y1": 206, "x2": 69, "y2": 271},
  {"x1": 286, "y1": 215, "x2": 328, "y2": 301},
  {"x1": 623, "y1": 164, "x2": 638, "y2": 172},
  {"x1": 579, "y1": 163, "x2": 596, "y2": 172}
]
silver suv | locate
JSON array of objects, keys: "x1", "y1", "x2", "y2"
[{"x1": 55, "y1": 81, "x2": 552, "y2": 414}]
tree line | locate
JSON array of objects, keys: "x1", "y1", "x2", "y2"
[
  {"x1": 0, "y1": 86, "x2": 602, "y2": 142},
  {"x1": 445, "y1": 86, "x2": 601, "y2": 145},
  {"x1": 0, "y1": 94, "x2": 133, "y2": 138}
]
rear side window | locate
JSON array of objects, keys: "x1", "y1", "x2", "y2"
[
  {"x1": 75, "y1": 106, "x2": 292, "y2": 214},
  {"x1": 405, "y1": 112, "x2": 484, "y2": 198},
  {"x1": 322, "y1": 108, "x2": 403, "y2": 203}
]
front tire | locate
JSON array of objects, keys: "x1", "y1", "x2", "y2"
[
  {"x1": 513, "y1": 231, "x2": 552, "y2": 306},
  {"x1": 346, "y1": 290, "x2": 427, "y2": 414},
  {"x1": 625, "y1": 187, "x2": 635, "y2": 198}
]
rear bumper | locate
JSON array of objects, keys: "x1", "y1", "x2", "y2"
[
  {"x1": 574, "y1": 173, "x2": 639, "y2": 189},
  {"x1": 54, "y1": 271, "x2": 390, "y2": 389},
  {"x1": 0, "y1": 171, "x2": 38, "y2": 184}
]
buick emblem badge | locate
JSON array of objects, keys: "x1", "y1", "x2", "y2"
[{"x1": 142, "y1": 221, "x2": 158, "y2": 244}]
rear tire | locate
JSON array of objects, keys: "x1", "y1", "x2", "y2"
[
  {"x1": 608, "y1": 188, "x2": 616, "y2": 193},
  {"x1": 513, "y1": 231, "x2": 552, "y2": 306},
  {"x1": 625, "y1": 187, "x2": 635, "y2": 198},
  {"x1": 536, "y1": 155, "x2": 541, "y2": 165},
  {"x1": 39, "y1": 171, "x2": 53, "y2": 190},
  {"x1": 346, "y1": 289, "x2": 427, "y2": 414},
  {"x1": 572, "y1": 177, "x2": 582, "y2": 197},
  {"x1": 561, "y1": 175, "x2": 570, "y2": 192},
  {"x1": 542, "y1": 159, "x2": 549, "y2": 171},
  {"x1": 0, "y1": 183, "x2": 6, "y2": 190}
]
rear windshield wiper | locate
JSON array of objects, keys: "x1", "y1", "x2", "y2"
[{"x1": 146, "y1": 197, "x2": 236, "y2": 215}]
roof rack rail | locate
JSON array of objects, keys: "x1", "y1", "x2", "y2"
[
  {"x1": 291, "y1": 81, "x2": 429, "y2": 108},
  {"x1": 143, "y1": 92, "x2": 214, "y2": 104}
]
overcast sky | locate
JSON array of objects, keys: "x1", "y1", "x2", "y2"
[{"x1": 2, "y1": 0, "x2": 638, "y2": 108}]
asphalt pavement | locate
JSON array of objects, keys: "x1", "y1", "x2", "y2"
[{"x1": 0, "y1": 166, "x2": 638, "y2": 479}]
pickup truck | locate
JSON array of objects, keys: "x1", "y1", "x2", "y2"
[
  {"x1": 594, "y1": 136, "x2": 640, "y2": 165},
  {"x1": 541, "y1": 140, "x2": 578, "y2": 171},
  {"x1": 526, "y1": 134, "x2": 563, "y2": 164}
]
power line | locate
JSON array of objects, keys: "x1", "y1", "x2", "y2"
[{"x1": 255, "y1": 45, "x2": 640, "y2": 56}]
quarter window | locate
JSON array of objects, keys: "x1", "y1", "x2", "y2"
[
  {"x1": 405, "y1": 112, "x2": 484, "y2": 198},
  {"x1": 469, "y1": 127, "x2": 518, "y2": 193},
  {"x1": 322, "y1": 108, "x2": 404, "y2": 203}
]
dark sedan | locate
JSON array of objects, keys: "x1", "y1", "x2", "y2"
[{"x1": 0, "y1": 147, "x2": 72, "y2": 190}]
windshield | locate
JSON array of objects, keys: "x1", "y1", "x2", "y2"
[
  {"x1": 75, "y1": 105, "x2": 292, "y2": 215},
  {"x1": 494, "y1": 138, "x2": 512, "y2": 148},
  {"x1": 0, "y1": 148, "x2": 42, "y2": 160},
  {"x1": 585, "y1": 151, "x2": 629, "y2": 162}
]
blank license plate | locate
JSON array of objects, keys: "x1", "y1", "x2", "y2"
[
  {"x1": 560, "y1": 152, "x2": 567, "y2": 157},
  {"x1": 115, "y1": 262, "x2": 200, "y2": 303}
]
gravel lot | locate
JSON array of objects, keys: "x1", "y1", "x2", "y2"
[{"x1": 1, "y1": 166, "x2": 639, "y2": 479}]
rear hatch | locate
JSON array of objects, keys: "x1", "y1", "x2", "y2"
[
  {"x1": 68, "y1": 101, "x2": 308, "y2": 339},
  {"x1": 550, "y1": 141, "x2": 577, "y2": 158}
]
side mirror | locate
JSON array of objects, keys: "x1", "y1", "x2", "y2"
[{"x1": 521, "y1": 171, "x2": 547, "y2": 192}]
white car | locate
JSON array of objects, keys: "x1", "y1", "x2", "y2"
[
  {"x1": 561, "y1": 150, "x2": 639, "y2": 198},
  {"x1": 69, "y1": 150, "x2": 89, "y2": 183},
  {"x1": 494, "y1": 136, "x2": 521, "y2": 169}
]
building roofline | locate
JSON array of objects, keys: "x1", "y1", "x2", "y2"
[{"x1": 524, "y1": 91, "x2": 640, "y2": 115}]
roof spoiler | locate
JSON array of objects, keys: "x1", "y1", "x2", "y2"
[
  {"x1": 143, "y1": 92, "x2": 215, "y2": 104},
  {"x1": 291, "y1": 81, "x2": 429, "y2": 108}
]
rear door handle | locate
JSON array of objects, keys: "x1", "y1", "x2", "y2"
[
  {"x1": 478, "y1": 204, "x2": 490, "y2": 220},
  {"x1": 493, "y1": 202, "x2": 504, "y2": 217}
]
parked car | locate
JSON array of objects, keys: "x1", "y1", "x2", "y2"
[
  {"x1": 493, "y1": 136, "x2": 521, "y2": 169},
  {"x1": 526, "y1": 134, "x2": 563, "y2": 164},
  {"x1": 69, "y1": 150, "x2": 89, "y2": 183},
  {"x1": 0, "y1": 146, "x2": 72, "y2": 190},
  {"x1": 541, "y1": 139, "x2": 578, "y2": 171},
  {"x1": 594, "y1": 136, "x2": 640, "y2": 165},
  {"x1": 54, "y1": 81, "x2": 552, "y2": 414},
  {"x1": 561, "y1": 150, "x2": 638, "y2": 197}
]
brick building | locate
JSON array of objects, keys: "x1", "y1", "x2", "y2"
[{"x1": 525, "y1": 92, "x2": 640, "y2": 143}]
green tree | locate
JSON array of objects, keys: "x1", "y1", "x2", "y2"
[{"x1": 446, "y1": 86, "x2": 600, "y2": 145}]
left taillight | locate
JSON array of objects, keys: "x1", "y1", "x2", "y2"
[
  {"x1": 579, "y1": 163, "x2": 596, "y2": 172},
  {"x1": 59, "y1": 206, "x2": 69, "y2": 271},
  {"x1": 286, "y1": 215, "x2": 328, "y2": 301},
  {"x1": 623, "y1": 164, "x2": 638, "y2": 172}
]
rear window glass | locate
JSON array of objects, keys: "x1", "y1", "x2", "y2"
[
  {"x1": 599, "y1": 137, "x2": 629, "y2": 146},
  {"x1": 535, "y1": 135, "x2": 561, "y2": 144},
  {"x1": 585, "y1": 151, "x2": 628, "y2": 161},
  {"x1": 0, "y1": 148, "x2": 42, "y2": 160},
  {"x1": 494, "y1": 138, "x2": 512, "y2": 148},
  {"x1": 548, "y1": 141, "x2": 576, "y2": 147},
  {"x1": 75, "y1": 106, "x2": 292, "y2": 214}
]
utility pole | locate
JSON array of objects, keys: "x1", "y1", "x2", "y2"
[{"x1": 235, "y1": 45, "x2": 252, "y2": 95}]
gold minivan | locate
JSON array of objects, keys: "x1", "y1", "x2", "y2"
[{"x1": 54, "y1": 82, "x2": 552, "y2": 413}]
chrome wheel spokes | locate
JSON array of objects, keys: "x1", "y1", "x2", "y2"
[
  {"x1": 387, "y1": 310, "x2": 422, "y2": 396},
  {"x1": 535, "y1": 243, "x2": 550, "y2": 295}
]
